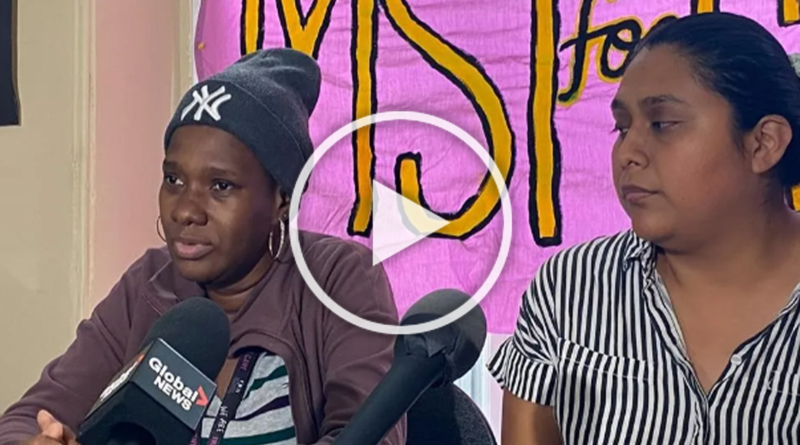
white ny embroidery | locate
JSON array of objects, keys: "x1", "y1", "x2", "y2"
[{"x1": 180, "y1": 85, "x2": 232, "y2": 122}]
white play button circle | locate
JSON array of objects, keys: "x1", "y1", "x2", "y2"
[
  {"x1": 371, "y1": 181, "x2": 450, "y2": 266},
  {"x1": 288, "y1": 111, "x2": 512, "y2": 336}
]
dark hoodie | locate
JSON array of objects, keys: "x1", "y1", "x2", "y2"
[{"x1": 0, "y1": 231, "x2": 406, "y2": 445}]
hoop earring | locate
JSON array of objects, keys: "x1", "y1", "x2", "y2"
[
  {"x1": 269, "y1": 219, "x2": 286, "y2": 260},
  {"x1": 156, "y1": 216, "x2": 166, "y2": 243}
]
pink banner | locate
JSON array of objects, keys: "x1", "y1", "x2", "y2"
[{"x1": 194, "y1": 0, "x2": 800, "y2": 333}]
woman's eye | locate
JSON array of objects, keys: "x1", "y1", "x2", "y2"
[
  {"x1": 652, "y1": 121, "x2": 678, "y2": 131},
  {"x1": 164, "y1": 174, "x2": 182, "y2": 186},
  {"x1": 612, "y1": 126, "x2": 629, "y2": 137},
  {"x1": 212, "y1": 181, "x2": 233, "y2": 192}
]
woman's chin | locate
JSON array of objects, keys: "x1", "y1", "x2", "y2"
[
  {"x1": 173, "y1": 260, "x2": 218, "y2": 285},
  {"x1": 630, "y1": 214, "x2": 673, "y2": 245}
]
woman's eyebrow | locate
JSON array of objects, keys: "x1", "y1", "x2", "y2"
[
  {"x1": 640, "y1": 94, "x2": 687, "y2": 108},
  {"x1": 205, "y1": 166, "x2": 240, "y2": 178},
  {"x1": 611, "y1": 97, "x2": 627, "y2": 112}
]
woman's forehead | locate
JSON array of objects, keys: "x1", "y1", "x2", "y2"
[{"x1": 613, "y1": 46, "x2": 706, "y2": 109}]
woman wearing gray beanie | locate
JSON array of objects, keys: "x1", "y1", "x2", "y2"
[{"x1": 0, "y1": 49, "x2": 405, "y2": 445}]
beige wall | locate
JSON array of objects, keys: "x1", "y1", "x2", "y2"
[
  {"x1": 0, "y1": 0, "x2": 193, "y2": 411},
  {"x1": 0, "y1": 0, "x2": 89, "y2": 411}
]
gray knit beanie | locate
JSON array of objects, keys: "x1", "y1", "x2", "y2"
[{"x1": 164, "y1": 48, "x2": 321, "y2": 195}]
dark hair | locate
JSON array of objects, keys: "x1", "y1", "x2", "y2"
[{"x1": 633, "y1": 12, "x2": 800, "y2": 188}]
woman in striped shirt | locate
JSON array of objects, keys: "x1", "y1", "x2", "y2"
[{"x1": 490, "y1": 12, "x2": 800, "y2": 445}]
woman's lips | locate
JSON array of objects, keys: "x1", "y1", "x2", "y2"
[
  {"x1": 621, "y1": 185, "x2": 656, "y2": 204},
  {"x1": 173, "y1": 241, "x2": 213, "y2": 260}
]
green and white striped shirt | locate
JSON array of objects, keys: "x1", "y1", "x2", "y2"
[{"x1": 199, "y1": 352, "x2": 296, "y2": 445}]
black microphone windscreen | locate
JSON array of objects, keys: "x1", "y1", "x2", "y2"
[
  {"x1": 78, "y1": 298, "x2": 230, "y2": 445},
  {"x1": 397, "y1": 289, "x2": 487, "y2": 386},
  {"x1": 331, "y1": 290, "x2": 486, "y2": 445},
  {"x1": 141, "y1": 297, "x2": 230, "y2": 380}
]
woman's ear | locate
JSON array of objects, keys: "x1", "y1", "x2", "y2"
[
  {"x1": 747, "y1": 114, "x2": 793, "y2": 176},
  {"x1": 277, "y1": 190, "x2": 291, "y2": 221}
]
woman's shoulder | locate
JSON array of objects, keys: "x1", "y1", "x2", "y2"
[
  {"x1": 536, "y1": 230, "x2": 639, "y2": 283},
  {"x1": 518, "y1": 230, "x2": 643, "y2": 327},
  {"x1": 118, "y1": 245, "x2": 174, "y2": 284},
  {"x1": 293, "y1": 231, "x2": 395, "y2": 314},
  {"x1": 83, "y1": 247, "x2": 174, "y2": 349},
  {"x1": 296, "y1": 231, "x2": 375, "y2": 272},
  {"x1": 98, "y1": 246, "x2": 179, "y2": 311}
]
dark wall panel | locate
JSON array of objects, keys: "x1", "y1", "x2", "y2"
[{"x1": 0, "y1": 0, "x2": 18, "y2": 126}]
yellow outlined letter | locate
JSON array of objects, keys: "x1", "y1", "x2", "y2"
[
  {"x1": 779, "y1": 0, "x2": 800, "y2": 26},
  {"x1": 379, "y1": 0, "x2": 515, "y2": 239},
  {"x1": 276, "y1": 0, "x2": 338, "y2": 57},
  {"x1": 348, "y1": 0, "x2": 379, "y2": 236},
  {"x1": 240, "y1": 0, "x2": 265, "y2": 55}
]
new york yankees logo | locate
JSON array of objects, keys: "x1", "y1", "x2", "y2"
[{"x1": 180, "y1": 85, "x2": 232, "y2": 122}]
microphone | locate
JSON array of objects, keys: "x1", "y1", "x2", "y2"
[
  {"x1": 77, "y1": 297, "x2": 230, "y2": 445},
  {"x1": 333, "y1": 289, "x2": 487, "y2": 445}
]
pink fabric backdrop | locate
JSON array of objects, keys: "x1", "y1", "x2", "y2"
[{"x1": 194, "y1": 0, "x2": 800, "y2": 334}]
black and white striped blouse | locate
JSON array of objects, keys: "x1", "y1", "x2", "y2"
[{"x1": 488, "y1": 230, "x2": 800, "y2": 444}]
